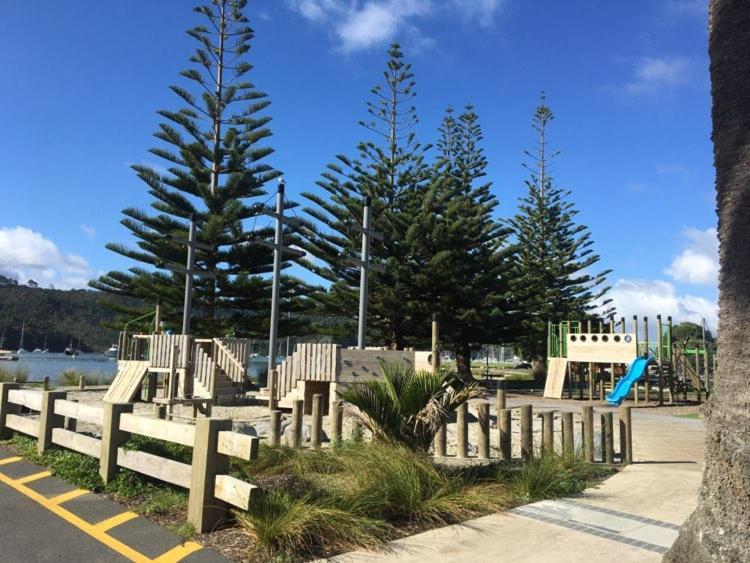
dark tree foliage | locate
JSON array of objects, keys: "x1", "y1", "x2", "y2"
[
  {"x1": 91, "y1": 0, "x2": 315, "y2": 337},
  {"x1": 300, "y1": 44, "x2": 434, "y2": 348},
  {"x1": 508, "y1": 98, "x2": 611, "y2": 361},
  {"x1": 407, "y1": 105, "x2": 521, "y2": 376},
  {"x1": 0, "y1": 286, "x2": 134, "y2": 352}
]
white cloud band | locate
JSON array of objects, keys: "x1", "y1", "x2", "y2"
[{"x1": 0, "y1": 226, "x2": 92, "y2": 289}]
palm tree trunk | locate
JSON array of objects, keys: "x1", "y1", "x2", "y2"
[{"x1": 666, "y1": 1, "x2": 750, "y2": 560}]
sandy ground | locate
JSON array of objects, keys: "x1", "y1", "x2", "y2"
[{"x1": 50, "y1": 387, "x2": 702, "y2": 459}]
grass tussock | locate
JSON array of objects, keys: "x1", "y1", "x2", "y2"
[
  {"x1": 235, "y1": 490, "x2": 389, "y2": 555},
  {"x1": 0, "y1": 366, "x2": 28, "y2": 383},
  {"x1": 60, "y1": 370, "x2": 113, "y2": 387},
  {"x1": 501, "y1": 450, "x2": 615, "y2": 503},
  {"x1": 232, "y1": 441, "x2": 510, "y2": 559}
]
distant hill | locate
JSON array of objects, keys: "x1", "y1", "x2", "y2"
[{"x1": 0, "y1": 283, "x2": 128, "y2": 353}]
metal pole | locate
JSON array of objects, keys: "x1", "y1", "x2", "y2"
[
  {"x1": 267, "y1": 181, "x2": 284, "y2": 375},
  {"x1": 357, "y1": 197, "x2": 372, "y2": 350},
  {"x1": 181, "y1": 217, "x2": 196, "y2": 335},
  {"x1": 701, "y1": 318, "x2": 708, "y2": 396}
]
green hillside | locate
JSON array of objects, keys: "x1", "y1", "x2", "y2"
[{"x1": 0, "y1": 283, "x2": 126, "y2": 353}]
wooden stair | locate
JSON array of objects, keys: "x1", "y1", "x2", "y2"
[{"x1": 256, "y1": 343, "x2": 338, "y2": 407}]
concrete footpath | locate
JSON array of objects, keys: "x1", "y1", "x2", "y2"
[{"x1": 331, "y1": 409, "x2": 705, "y2": 563}]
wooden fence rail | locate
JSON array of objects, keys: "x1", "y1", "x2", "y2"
[{"x1": 0, "y1": 382, "x2": 259, "y2": 533}]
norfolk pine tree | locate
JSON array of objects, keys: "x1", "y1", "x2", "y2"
[
  {"x1": 508, "y1": 99, "x2": 611, "y2": 367},
  {"x1": 92, "y1": 0, "x2": 315, "y2": 336},
  {"x1": 407, "y1": 105, "x2": 520, "y2": 376},
  {"x1": 300, "y1": 44, "x2": 434, "y2": 348}
]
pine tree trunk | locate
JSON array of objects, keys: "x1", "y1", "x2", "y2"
[
  {"x1": 455, "y1": 345, "x2": 473, "y2": 380},
  {"x1": 666, "y1": 2, "x2": 750, "y2": 560}
]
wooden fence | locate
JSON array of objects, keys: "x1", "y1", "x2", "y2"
[
  {"x1": 0, "y1": 382, "x2": 259, "y2": 533},
  {"x1": 272, "y1": 392, "x2": 634, "y2": 465}
]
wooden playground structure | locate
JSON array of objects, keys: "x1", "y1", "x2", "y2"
[
  {"x1": 107, "y1": 330, "x2": 431, "y2": 414},
  {"x1": 543, "y1": 315, "x2": 713, "y2": 405}
]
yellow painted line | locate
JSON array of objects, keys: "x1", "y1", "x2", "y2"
[
  {"x1": 95, "y1": 511, "x2": 139, "y2": 532},
  {"x1": 151, "y1": 542, "x2": 203, "y2": 562},
  {"x1": 15, "y1": 471, "x2": 52, "y2": 484},
  {"x1": 0, "y1": 456, "x2": 203, "y2": 562},
  {"x1": 49, "y1": 488, "x2": 89, "y2": 505},
  {"x1": 0, "y1": 471, "x2": 150, "y2": 562},
  {"x1": 0, "y1": 456, "x2": 23, "y2": 466}
]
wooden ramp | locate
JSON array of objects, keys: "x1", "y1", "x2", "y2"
[
  {"x1": 103, "y1": 361, "x2": 150, "y2": 403},
  {"x1": 543, "y1": 358, "x2": 568, "y2": 399}
]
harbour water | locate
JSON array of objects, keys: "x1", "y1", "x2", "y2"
[
  {"x1": 0, "y1": 352, "x2": 270, "y2": 385},
  {"x1": 0, "y1": 353, "x2": 118, "y2": 383}
]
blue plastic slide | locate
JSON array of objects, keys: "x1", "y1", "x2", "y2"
[{"x1": 606, "y1": 356, "x2": 656, "y2": 406}]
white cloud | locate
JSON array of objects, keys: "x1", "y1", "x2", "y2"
[
  {"x1": 289, "y1": 0, "x2": 505, "y2": 52},
  {"x1": 0, "y1": 226, "x2": 93, "y2": 289},
  {"x1": 665, "y1": 227, "x2": 718, "y2": 285},
  {"x1": 80, "y1": 224, "x2": 96, "y2": 238},
  {"x1": 624, "y1": 56, "x2": 692, "y2": 96},
  {"x1": 605, "y1": 278, "x2": 717, "y2": 332},
  {"x1": 448, "y1": 0, "x2": 505, "y2": 27}
]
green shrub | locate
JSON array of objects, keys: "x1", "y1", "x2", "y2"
[{"x1": 338, "y1": 361, "x2": 482, "y2": 450}]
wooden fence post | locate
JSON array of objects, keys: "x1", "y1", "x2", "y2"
[
  {"x1": 581, "y1": 405, "x2": 594, "y2": 462},
  {"x1": 188, "y1": 417, "x2": 232, "y2": 533},
  {"x1": 0, "y1": 383, "x2": 20, "y2": 440},
  {"x1": 434, "y1": 424, "x2": 447, "y2": 457},
  {"x1": 100, "y1": 403, "x2": 133, "y2": 483},
  {"x1": 289, "y1": 399, "x2": 303, "y2": 448},
  {"x1": 562, "y1": 411, "x2": 574, "y2": 456},
  {"x1": 619, "y1": 405, "x2": 633, "y2": 464},
  {"x1": 496, "y1": 379, "x2": 506, "y2": 412},
  {"x1": 78, "y1": 376, "x2": 86, "y2": 391},
  {"x1": 456, "y1": 403, "x2": 468, "y2": 458},
  {"x1": 42, "y1": 376, "x2": 50, "y2": 391},
  {"x1": 498, "y1": 408, "x2": 511, "y2": 460},
  {"x1": 477, "y1": 402, "x2": 490, "y2": 459},
  {"x1": 541, "y1": 411, "x2": 554, "y2": 454},
  {"x1": 603, "y1": 412, "x2": 614, "y2": 464},
  {"x1": 268, "y1": 370, "x2": 279, "y2": 411},
  {"x1": 329, "y1": 401, "x2": 343, "y2": 445},
  {"x1": 520, "y1": 404, "x2": 533, "y2": 460},
  {"x1": 38, "y1": 391, "x2": 66, "y2": 455},
  {"x1": 146, "y1": 373, "x2": 157, "y2": 402},
  {"x1": 270, "y1": 410, "x2": 281, "y2": 446},
  {"x1": 311, "y1": 394, "x2": 323, "y2": 448}
]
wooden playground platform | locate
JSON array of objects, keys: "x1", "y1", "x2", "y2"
[
  {"x1": 544, "y1": 316, "x2": 712, "y2": 404},
  {"x1": 107, "y1": 331, "x2": 431, "y2": 412}
]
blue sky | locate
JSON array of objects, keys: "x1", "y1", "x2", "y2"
[{"x1": 0, "y1": 0, "x2": 718, "y2": 329}]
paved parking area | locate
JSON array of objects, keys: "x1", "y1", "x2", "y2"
[{"x1": 0, "y1": 448, "x2": 229, "y2": 562}]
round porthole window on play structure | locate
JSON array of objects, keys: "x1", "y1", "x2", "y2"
[
  {"x1": 570, "y1": 335, "x2": 577, "y2": 342},
  {"x1": 624, "y1": 335, "x2": 632, "y2": 343},
  {"x1": 591, "y1": 335, "x2": 598, "y2": 342},
  {"x1": 614, "y1": 335, "x2": 621, "y2": 342},
  {"x1": 580, "y1": 335, "x2": 587, "y2": 342},
  {"x1": 602, "y1": 335, "x2": 609, "y2": 342}
]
